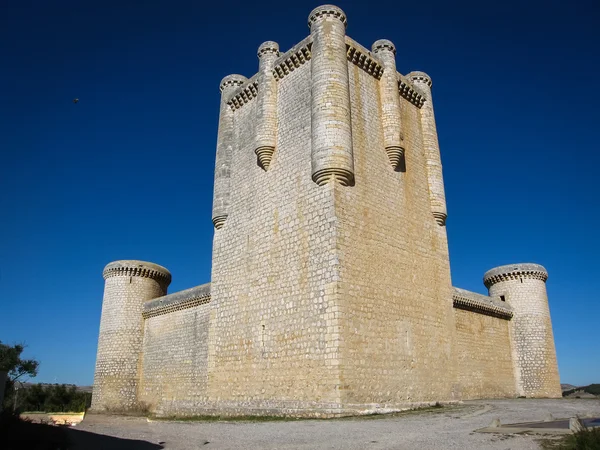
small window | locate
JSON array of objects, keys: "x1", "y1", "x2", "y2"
[{"x1": 500, "y1": 295, "x2": 506, "y2": 302}]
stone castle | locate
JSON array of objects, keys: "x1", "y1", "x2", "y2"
[{"x1": 91, "y1": 5, "x2": 561, "y2": 417}]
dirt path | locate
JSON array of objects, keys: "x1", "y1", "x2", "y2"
[{"x1": 72, "y1": 399, "x2": 600, "y2": 449}]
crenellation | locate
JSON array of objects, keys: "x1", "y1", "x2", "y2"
[
  {"x1": 226, "y1": 78, "x2": 259, "y2": 111},
  {"x1": 102, "y1": 260, "x2": 171, "y2": 289},
  {"x1": 92, "y1": 4, "x2": 562, "y2": 418},
  {"x1": 452, "y1": 287, "x2": 513, "y2": 319},
  {"x1": 398, "y1": 76, "x2": 425, "y2": 108},
  {"x1": 308, "y1": 4, "x2": 347, "y2": 29},
  {"x1": 143, "y1": 283, "x2": 211, "y2": 319},
  {"x1": 346, "y1": 38, "x2": 384, "y2": 80},
  {"x1": 484, "y1": 263, "x2": 549, "y2": 288},
  {"x1": 272, "y1": 37, "x2": 312, "y2": 81}
]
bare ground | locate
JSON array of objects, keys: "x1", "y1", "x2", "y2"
[{"x1": 72, "y1": 399, "x2": 600, "y2": 450}]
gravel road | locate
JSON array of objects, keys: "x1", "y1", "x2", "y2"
[{"x1": 72, "y1": 399, "x2": 600, "y2": 450}]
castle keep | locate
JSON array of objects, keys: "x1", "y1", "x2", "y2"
[{"x1": 91, "y1": 5, "x2": 561, "y2": 417}]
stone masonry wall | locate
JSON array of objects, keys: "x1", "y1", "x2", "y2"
[
  {"x1": 453, "y1": 307, "x2": 516, "y2": 399},
  {"x1": 334, "y1": 57, "x2": 457, "y2": 407},
  {"x1": 207, "y1": 60, "x2": 346, "y2": 415},
  {"x1": 139, "y1": 303, "x2": 210, "y2": 415}
]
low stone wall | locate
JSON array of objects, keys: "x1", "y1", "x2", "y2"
[
  {"x1": 452, "y1": 288, "x2": 517, "y2": 399},
  {"x1": 139, "y1": 284, "x2": 211, "y2": 415}
]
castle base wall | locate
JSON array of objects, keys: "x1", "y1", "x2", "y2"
[
  {"x1": 453, "y1": 308, "x2": 517, "y2": 399},
  {"x1": 139, "y1": 303, "x2": 210, "y2": 416}
]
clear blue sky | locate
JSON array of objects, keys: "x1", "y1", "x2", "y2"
[{"x1": 1, "y1": 0, "x2": 598, "y2": 387}]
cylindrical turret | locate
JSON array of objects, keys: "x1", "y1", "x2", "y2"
[
  {"x1": 372, "y1": 39, "x2": 404, "y2": 170},
  {"x1": 308, "y1": 5, "x2": 354, "y2": 186},
  {"x1": 255, "y1": 41, "x2": 280, "y2": 171},
  {"x1": 212, "y1": 74, "x2": 247, "y2": 229},
  {"x1": 91, "y1": 260, "x2": 171, "y2": 412},
  {"x1": 484, "y1": 263, "x2": 561, "y2": 398},
  {"x1": 408, "y1": 71, "x2": 447, "y2": 226}
]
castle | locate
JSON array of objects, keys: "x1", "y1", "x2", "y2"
[{"x1": 91, "y1": 5, "x2": 561, "y2": 417}]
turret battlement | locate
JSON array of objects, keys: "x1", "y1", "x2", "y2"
[
  {"x1": 308, "y1": 5, "x2": 347, "y2": 29},
  {"x1": 372, "y1": 39, "x2": 396, "y2": 55},
  {"x1": 408, "y1": 71, "x2": 433, "y2": 88},
  {"x1": 219, "y1": 74, "x2": 247, "y2": 93},
  {"x1": 257, "y1": 41, "x2": 280, "y2": 58},
  {"x1": 102, "y1": 260, "x2": 171, "y2": 287},
  {"x1": 483, "y1": 263, "x2": 549, "y2": 288}
]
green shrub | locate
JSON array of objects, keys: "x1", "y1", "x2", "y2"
[{"x1": 542, "y1": 426, "x2": 600, "y2": 449}]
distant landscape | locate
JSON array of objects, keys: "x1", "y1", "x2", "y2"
[
  {"x1": 6, "y1": 383, "x2": 92, "y2": 413},
  {"x1": 561, "y1": 383, "x2": 600, "y2": 398}
]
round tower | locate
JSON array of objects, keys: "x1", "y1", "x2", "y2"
[
  {"x1": 484, "y1": 263, "x2": 561, "y2": 398},
  {"x1": 308, "y1": 5, "x2": 355, "y2": 186},
  {"x1": 408, "y1": 71, "x2": 447, "y2": 226},
  {"x1": 212, "y1": 74, "x2": 247, "y2": 229},
  {"x1": 91, "y1": 260, "x2": 171, "y2": 412},
  {"x1": 255, "y1": 41, "x2": 280, "y2": 170},
  {"x1": 372, "y1": 39, "x2": 405, "y2": 170}
]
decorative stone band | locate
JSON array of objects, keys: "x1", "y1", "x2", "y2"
[
  {"x1": 308, "y1": 5, "x2": 347, "y2": 29},
  {"x1": 483, "y1": 263, "x2": 548, "y2": 289},
  {"x1": 346, "y1": 39, "x2": 384, "y2": 80},
  {"x1": 224, "y1": 37, "x2": 423, "y2": 111},
  {"x1": 143, "y1": 283, "x2": 211, "y2": 319},
  {"x1": 272, "y1": 37, "x2": 312, "y2": 81},
  {"x1": 452, "y1": 287, "x2": 513, "y2": 320},
  {"x1": 227, "y1": 78, "x2": 259, "y2": 111},
  {"x1": 312, "y1": 168, "x2": 355, "y2": 186},
  {"x1": 102, "y1": 260, "x2": 172, "y2": 287},
  {"x1": 398, "y1": 77, "x2": 425, "y2": 108}
]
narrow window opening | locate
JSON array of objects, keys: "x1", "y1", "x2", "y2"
[{"x1": 500, "y1": 295, "x2": 506, "y2": 302}]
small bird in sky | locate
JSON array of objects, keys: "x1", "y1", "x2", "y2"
[{"x1": 73, "y1": 98, "x2": 79, "y2": 104}]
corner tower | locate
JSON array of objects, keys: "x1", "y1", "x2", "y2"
[
  {"x1": 484, "y1": 264, "x2": 561, "y2": 398},
  {"x1": 91, "y1": 260, "x2": 171, "y2": 412}
]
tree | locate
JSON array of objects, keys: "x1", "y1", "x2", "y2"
[
  {"x1": 0, "y1": 341, "x2": 39, "y2": 382},
  {"x1": 0, "y1": 341, "x2": 39, "y2": 411}
]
